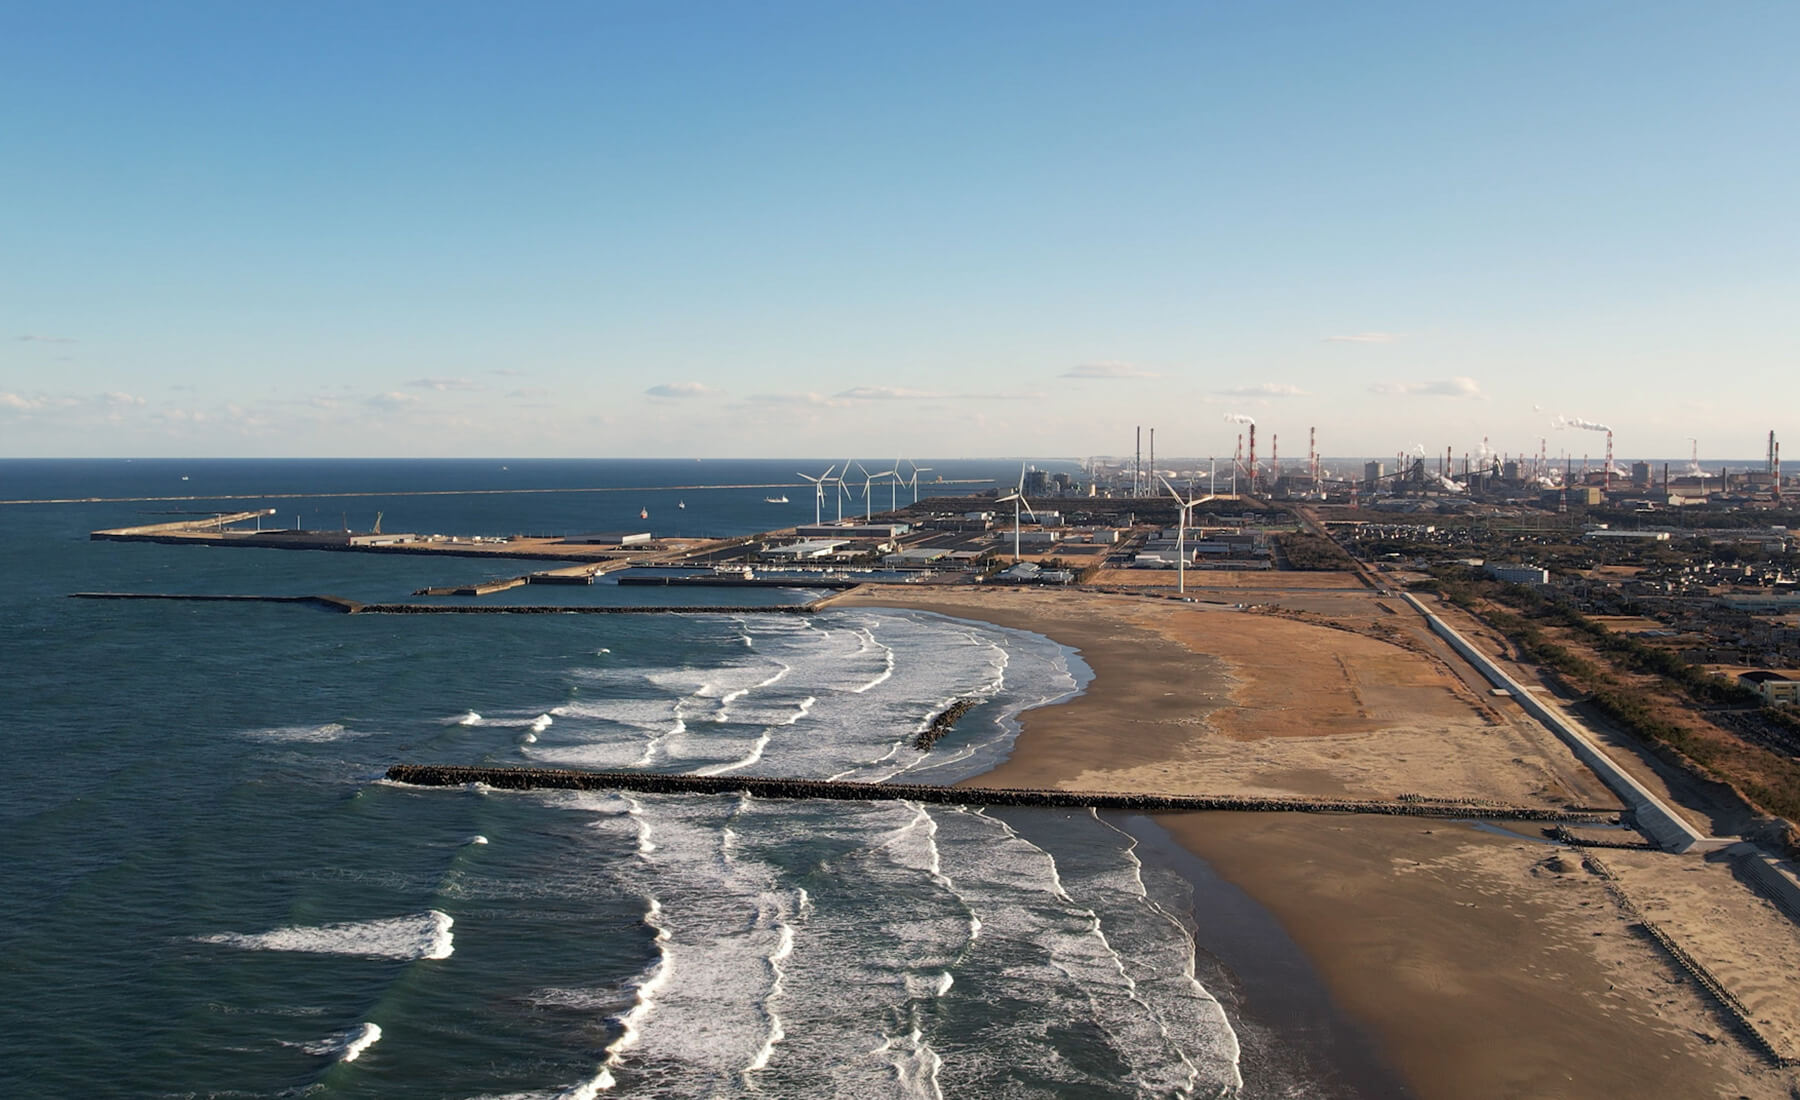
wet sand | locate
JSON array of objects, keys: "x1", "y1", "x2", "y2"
[{"x1": 834, "y1": 585, "x2": 1798, "y2": 1099}]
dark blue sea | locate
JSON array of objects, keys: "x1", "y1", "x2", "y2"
[{"x1": 0, "y1": 459, "x2": 1390, "y2": 1099}]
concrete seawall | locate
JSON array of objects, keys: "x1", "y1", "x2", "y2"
[
  {"x1": 383, "y1": 764, "x2": 1615, "y2": 822},
  {"x1": 1401, "y1": 592, "x2": 1707, "y2": 852}
]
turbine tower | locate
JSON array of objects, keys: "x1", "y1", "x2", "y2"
[
  {"x1": 995, "y1": 463, "x2": 1036, "y2": 562},
  {"x1": 854, "y1": 462, "x2": 890, "y2": 522},
  {"x1": 797, "y1": 464, "x2": 836, "y2": 526},
  {"x1": 904, "y1": 460, "x2": 934, "y2": 504},
  {"x1": 1160, "y1": 476, "x2": 1214, "y2": 595},
  {"x1": 834, "y1": 458, "x2": 856, "y2": 523}
]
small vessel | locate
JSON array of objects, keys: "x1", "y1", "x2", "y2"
[
  {"x1": 678, "y1": 500, "x2": 686, "y2": 509},
  {"x1": 764, "y1": 495, "x2": 789, "y2": 504},
  {"x1": 640, "y1": 507, "x2": 649, "y2": 519},
  {"x1": 180, "y1": 475, "x2": 189, "y2": 481}
]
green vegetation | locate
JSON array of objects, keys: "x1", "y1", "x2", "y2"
[
  {"x1": 1274, "y1": 532, "x2": 1354, "y2": 571},
  {"x1": 1427, "y1": 567, "x2": 1800, "y2": 825}
]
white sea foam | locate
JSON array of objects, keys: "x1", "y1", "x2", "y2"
[
  {"x1": 196, "y1": 910, "x2": 454, "y2": 961},
  {"x1": 296, "y1": 1020, "x2": 381, "y2": 1062},
  {"x1": 340, "y1": 1021, "x2": 382, "y2": 1062},
  {"x1": 451, "y1": 710, "x2": 482, "y2": 726},
  {"x1": 596, "y1": 897, "x2": 673, "y2": 1080},
  {"x1": 526, "y1": 609, "x2": 1052, "y2": 781},
  {"x1": 466, "y1": 834, "x2": 488, "y2": 846},
  {"x1": 241, "y1": 722, "x2": 356, "y2": 743},
  {"x1": 374, "y1": 607, "x2": 1239, "y2": 1095}
]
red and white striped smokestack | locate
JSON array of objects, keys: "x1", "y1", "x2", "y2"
[{"x1": 1271, "y1": 434, "x2": 1279, "y2": 481}]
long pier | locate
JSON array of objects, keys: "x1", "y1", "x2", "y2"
[
  {"x1": 7, "y1": 480, "x2": 993, "y2": 507},
  {"x1": 383, "y1": 764, "x2": 1616, "y2": 822},
  {"x1": 68, "y1": 593, "x2": 821, "y2": 615}
]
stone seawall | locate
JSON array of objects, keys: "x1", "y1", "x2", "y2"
[{"x1": 384, "y1": 764, "x2": 1614, "y2": 822}]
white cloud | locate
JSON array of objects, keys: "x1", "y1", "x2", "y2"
[
  {"x1": 836, "y1": 385, "x2": 1041, "y2": 402},
  {"x1": 1062, "y1": 362, "x2": 1159, "y2": 380},
  {"x1": 743, "y1": 391, "x2": 847, "y2": 408},
  {"x1": 836, "y1": 386, "x2": 944, "y2": 400},
  {"x1": 1213, "y1": 383, "x2": 1307, "y2": 398},
  {"x1": 408, "y1": 377, "x2": 482, "y2": 392},
  {"x1": 367, "y1": 391, "x2": 422, "y2": 409},
  {"x1": 1368, "y1": 377, "x2": 1483, "y2": 398},
  {"x1": 645, "y1": 381, "x2": 717, "y2": 399},
  {"x1": 16, "y1": 333, "x2": 77, "y2": 344},
  {"x1": 103, "y1": 391, "x2": 146, "y2": 407},
  {"x1": 1326, "y1": 332, "x2": 1399, "y2": 343},
  {"x1": 0, "y1": 391, "x2": 44, "y2": 410}
]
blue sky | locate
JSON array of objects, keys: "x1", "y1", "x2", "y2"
[{"x1": 3, "y1": 1, "x2": 1795, "y2": 461}]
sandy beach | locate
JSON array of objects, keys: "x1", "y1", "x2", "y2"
[{"x1": 832, "y1": 585, "x2": 1800, "y2": 1099}]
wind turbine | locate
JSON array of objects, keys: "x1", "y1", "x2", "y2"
[
  {"x1": 855, "y1": 462, "x2": 890, "y2": 521},
  {"x1": 834, "y1": 458, "x2": 855, "y2": 523},
  {"x1": 906, "y1": 462, "x2": 933, "y2": 504},
  {"x1": 995, "y1": 464, "x2": 1036, "y2": 562},
  {"x1": 797, "y1": 464, "x2": 836, "y2": 526},
  {"x1": 886, "y1": 456, "x2": 909, "y2": 512},
  {"x1": 1159, "y1": 476, "x2": 1205, "y2": 595}
]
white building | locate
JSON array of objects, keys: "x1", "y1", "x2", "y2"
[
  {"x1": 1739, "y1": 670, "x2": 1800, "y2": 705},
  {"x1": 1486, "y1": 563, "x2": 1550, "y2": 585},
  {"x1": 765, "y1": 539, "x2": 849, "y2": 560}
]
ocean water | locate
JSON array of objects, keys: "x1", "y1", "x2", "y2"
[{"x1": 0, "y1": 459, "x2": 1247, "y2": 1099}]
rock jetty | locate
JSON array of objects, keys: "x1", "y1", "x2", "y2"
[
  {"x1": 383, "y1": 764, "x2": 1616, "y2": 823},
  {"x1": 914, "y1": 697, "x2": 978, "y2": 751}
]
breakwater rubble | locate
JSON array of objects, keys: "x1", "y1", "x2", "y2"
[
  {"x1": 383, "y1": 764, "x2": 1617, "y2": 823},
  {"x1": 70, "y1": 593, "x2": 818, "y2": 615},
  {"x1": 914, "y1": 697, "x2": 978, "y2": 751}
]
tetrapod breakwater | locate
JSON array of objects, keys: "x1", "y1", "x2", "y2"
[
  {"x1": 383, "y1": 764, "x2": 1618, "y2": 823},
  {"x1": 70, "y1": 593, "x2": 821, "y2": 615}
]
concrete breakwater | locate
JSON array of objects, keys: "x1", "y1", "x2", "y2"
[
  {"x1": 70, "y1": 592, "x2": 819, "y2": 615},
  {"x1": 914, "y1": 698, "x2": 978, "y2": 751},
  {"x1": 384, "y1": 764, "x2": 1616, "y2": 822},
  {"x1": 69, "y1": 592, "x2": 363, "y2": 612},
  {"x1": 354, "y1": 602, "x2": 816, "y2": 615}
]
